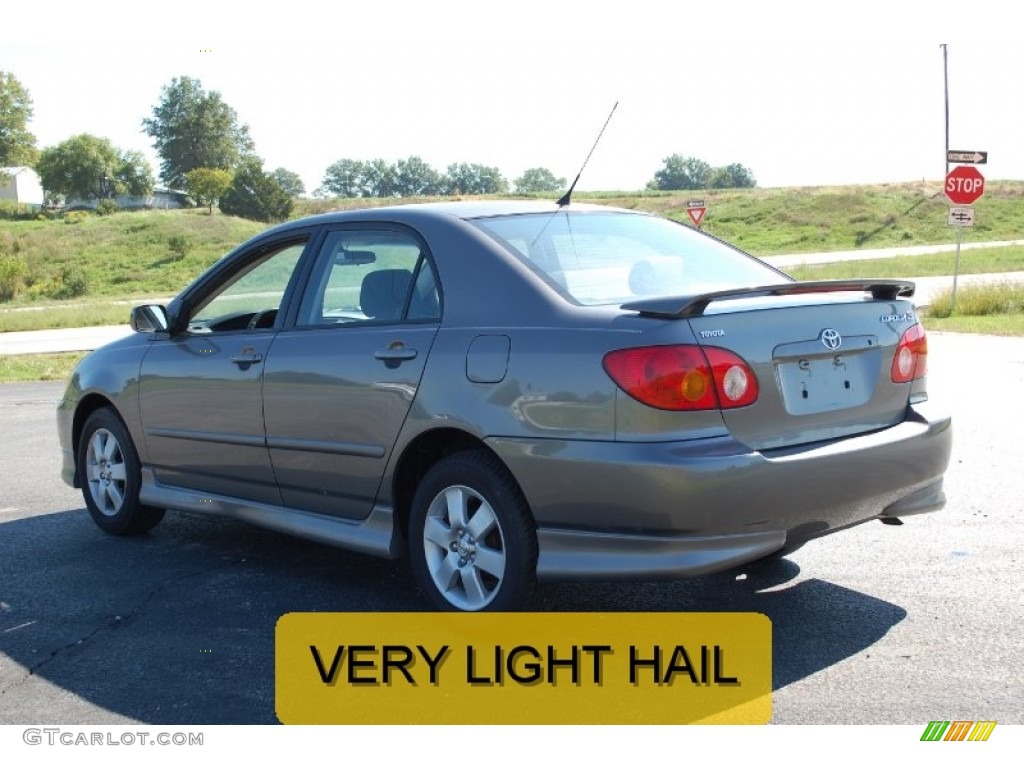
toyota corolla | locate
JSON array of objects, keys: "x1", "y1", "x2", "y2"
[{"x1": 57, "y1": 200, "x2": 952, "y2": 611}]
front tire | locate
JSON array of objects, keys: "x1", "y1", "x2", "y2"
[
  {"x1": 409, "y1": 450, "x2": 537, "y2": 611},
  {"x1": 78, "y1": 408, "x2": 165, "y2": 535}
]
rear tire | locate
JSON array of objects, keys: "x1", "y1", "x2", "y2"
[
  {"x1": 409, "y1": 450, "x2": 537, "y2": 611},
  {"x1": 78, "y1": 408, "x2": 165, "y2": 535}
]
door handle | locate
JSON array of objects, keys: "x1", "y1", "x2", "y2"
[
  {"x1": 230, "y1": 350, "x2": 264, "y2": 368},
  {"x1": 375, "y1": 344, "x2": 418, "y2": 367}
]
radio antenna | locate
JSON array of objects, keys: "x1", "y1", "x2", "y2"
[{"x1": 557, "y1": 101, "x2": 618, "y2": 207}]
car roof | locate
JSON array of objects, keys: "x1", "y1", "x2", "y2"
[
  {"x1": 379, "y1": 199, "x2": 623, "y2": 218},
  {"x1": 259, "y1": 199, "x2": 639, "y2": 237}
]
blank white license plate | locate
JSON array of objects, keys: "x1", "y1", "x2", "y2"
[{"x1": 776, "y1": 352, "x2": 874, "y2": 415}]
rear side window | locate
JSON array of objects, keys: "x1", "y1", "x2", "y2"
[
  {"x1": 297, "y1": 229, "x2": 440, "y2": 326},
  {"x1": 471, "y1": 211, "x2": 784, "y2": 306}
]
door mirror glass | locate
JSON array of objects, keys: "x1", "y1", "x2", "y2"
[{"x1": 131, "y1": 304, "x2": 169, "y2": 333}]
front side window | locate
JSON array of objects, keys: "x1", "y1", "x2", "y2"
[
  {"x1": 471, "y1": 211, "x2": 785, "y2": 306},
  {"x1": 189, "y1": 239, "x2": 307, "y2": 332},
  {"x1": 297, "y1": 230, "x2": 439, "y2": 326}
]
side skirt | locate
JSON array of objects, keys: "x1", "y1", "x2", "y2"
[{"x1": 138, "y1": 467, "x2": 403, "y2": 558}]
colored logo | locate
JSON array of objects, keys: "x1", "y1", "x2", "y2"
[{"x1": 920, "y1": 721, "x2": 996, "y2": 742}]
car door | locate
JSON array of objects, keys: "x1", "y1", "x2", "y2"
[
  {"x1": 261, "y1": 226, "x2": 441, "y2": 519},
  {"x1": 138, "y1": 234, "x2": 313, "y2": 505}
]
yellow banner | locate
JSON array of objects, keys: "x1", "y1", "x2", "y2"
[{"x1": 276, "y1": 612, "x2": 771, "y2": 724}]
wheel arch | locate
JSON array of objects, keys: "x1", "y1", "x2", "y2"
[
  {"x1": 391, "y1": 428, "x2": 531, "y2": 542},
  {"x1": 71, "y1": 394, "x2": 120, "y2": 486}
]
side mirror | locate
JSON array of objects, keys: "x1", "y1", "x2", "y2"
[{"x1": 131, "y1": 304, "x2": 169, "y2": 333}]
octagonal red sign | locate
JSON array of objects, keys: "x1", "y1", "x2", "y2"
[{"x1": 945, "y1": 165, "x2": 985, "y2": 205}]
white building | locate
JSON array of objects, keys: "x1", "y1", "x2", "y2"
[
  {"x1": 65, "y1": 186, "x2": 190, "y2": 211},
  {"x1": 0, "y1": 167, "x2": 45, "y2": 208}
]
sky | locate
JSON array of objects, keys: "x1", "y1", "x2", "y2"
[{"x1": 4, "y1": 1, "x2": 1022, "y2": 195}]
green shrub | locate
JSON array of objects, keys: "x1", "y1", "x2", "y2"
[
  {"x1": 0, "y1": 200, "x2": 35, "y2": 221},
  {"x1": 0, "y1": 230, "x2": 18, "y2": 255},
  {"x1": 928, "y1": 282, "x2": 1024, "y2": 318},
  {"x1": 96, "y1": 199, "x2": 119, "y2": 216},
  {"x1": 167, "y1": 234, "x2": 192, "y2": 260},
  {"x1": 50, "y1": 265, "x2": 89, "y2": 299},
  {"x1": 64, "y1": 210, "x2": 90, "y2": 225},
  {"x1": 219, "y1": 159, "x2": 293, "y2": 222},
  {"x1": 0, "y1": 253, "x2": 28, "y2": 301}
]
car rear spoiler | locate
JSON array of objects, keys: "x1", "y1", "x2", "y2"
[{"x1": 621, "y1": 279, "x2": 916, "y2": 319}]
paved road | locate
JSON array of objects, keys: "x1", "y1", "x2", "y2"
[
  {"x1": 0, "y1": 333, "x2": 1021, "y2": 725},
  {"x1": 761, "y1": 238, "x2": 1024, "y2": 268},
  {"x1": 0, "y1": 324, "x2": 137, "y2": 355}
]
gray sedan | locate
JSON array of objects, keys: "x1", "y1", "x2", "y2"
[{"x1": 57, "y1": 201, "x2": 952, "y2": 611}]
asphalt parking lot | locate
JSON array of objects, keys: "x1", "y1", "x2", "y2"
[{"x1": 0, "y1": 332, "x2": 1021, "y2": 725}]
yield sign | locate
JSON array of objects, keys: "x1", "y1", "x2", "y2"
[
  {"x1": 945, "y1": 165, "x2": 985, "y2": 205},
  {"x1": 687, "y1": 207, "x2": 706, "y2": 227}
]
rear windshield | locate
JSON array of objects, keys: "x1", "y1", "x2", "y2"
[{"x1": 470, "y1": 210, "x2": 786, "y2": 306}]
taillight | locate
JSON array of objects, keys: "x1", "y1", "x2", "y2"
[
  {"x1": 890, "y1": 323, "x2": 928, "y2": 383},
  {"x1": 704, "y1": 347, "x2": 760, "y2": 408},
  {"x1": 603, "y1": 345, "x2": 758, "y2": 411}
]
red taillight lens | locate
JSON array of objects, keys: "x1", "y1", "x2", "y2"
[
  {"x1": 603, "y1": 345, "x2": 758, "y2": 411},
  {"x1": 891, "y1": 323, "x2": 928, "y2": 383}
]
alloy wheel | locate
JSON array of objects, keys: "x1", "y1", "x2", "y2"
[
  {"x1": 421, "y1": 484, "x2": 507, "y2": 611},
  {"x1": 85, "y1": 427, "x2": 128, "y2": 517}
]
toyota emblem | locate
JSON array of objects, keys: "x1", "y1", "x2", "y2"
[{"x1": 820, "y1": 328, "x2": 842, "y2": 350}]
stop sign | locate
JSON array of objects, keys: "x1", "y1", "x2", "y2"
[{"x1": 945, "y1": 165, "x2": 985, "y2": 205}]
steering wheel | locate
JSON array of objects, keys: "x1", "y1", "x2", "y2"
[{"x1": 247, "y1": 309, "x2": 276, "y2": 330}]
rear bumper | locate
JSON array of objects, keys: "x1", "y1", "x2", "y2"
[
  {"x1": 488, "y1": 401, "x2": 952, "y2": 579},
  {"x1": 535, "y1": 528, "x2": 788, "y2": 579}
]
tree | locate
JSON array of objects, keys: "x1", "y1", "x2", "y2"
[
  {"x1": 647, "y1": 155, "x2": 713, "y2": 191},
  {"x1": 443, "y1": 162, "x2": 508, "y2": 195},
  {"x1": 393, "y1": 156, "x2": 442, "y2": 197},
  {"x1": 361, "y1": 158, "x2": 397, "y2": 198},
  {"x1": 321, "y1": 158, "x2": 366, "y2": 198},
  {"x1": 270, "y1": 167, "x2": 305, "y2": 198},
  {"x1": 0, "y1": 71, "x2": 39, "y2": 167},
  {"x1": 185, "y1": 167, "x2": 234, "y2": 214},
  {"x1": 513, "y1": 167, "x2": 567, "y2": 194},
  {"x1": 36, "y1": 134, "x2": 154, "y2": 201},
  {"x1": 219, "y1": 158, "x2": 292, "y2": 222},
  {"x1": 708, "y1": 162, "x2": 756, "y2": 189},
  {"x1": 142, "y1": 76, "x2": 254, "y2": 189},
  {"x1": 117, "y1": 150, "x2": 155, "y2": 196}
]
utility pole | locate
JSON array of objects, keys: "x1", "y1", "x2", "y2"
[
  {"x1": 940, "y1": 44, "x2": 959, "y2": 313},
  {"x1": 941, "y1": 44, "x2": 949, "y2": 179}
]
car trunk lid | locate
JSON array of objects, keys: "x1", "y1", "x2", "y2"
[{"x1": 622, "y1": 281, "x2": 923, "y2": 451}]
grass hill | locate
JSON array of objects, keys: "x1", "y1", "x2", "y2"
[
  {"x1": 295, "y1": 181, "x2": 1024, "y2": 254},
  {"x1": 1, "y1": 181, "x2": 1022, "y2": 334}
]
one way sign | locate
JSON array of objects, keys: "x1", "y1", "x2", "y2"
[{"x1": 947, "y1": 150, "x2": 987, "y2": 165}]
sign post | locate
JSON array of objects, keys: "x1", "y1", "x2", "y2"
[
  {"x1": 944, "y1": 160, "x2": 987, "y2": 314},
  {"x1": 686, "y1": 199, "x2": 706, "y2": 228}
]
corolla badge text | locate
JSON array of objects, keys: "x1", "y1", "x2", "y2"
[{"x1": 880, "y1": 312, "x2": 916, "y2": 323}]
